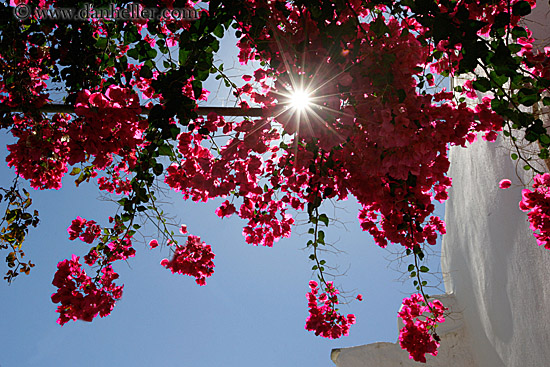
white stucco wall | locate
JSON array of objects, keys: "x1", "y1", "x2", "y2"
[
  {"x1": 440, "y1": 133, "x2": 550, "y2": 367},
  {"x1": 331, "y1": 293, "x2": 477, "y2": 366},
  {"x1": 333, "y1": 132, "x2": 550, "y2": 367},
  {"x1": 332, "y1": 3, "x2": 550, "y2": 366}
]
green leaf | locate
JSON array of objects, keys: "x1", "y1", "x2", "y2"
[
  {"x1": 472, "y1": 77, "x2": 491, "y2": 93},
  {"x1": 318, "y1": 214, "x2": 329, "y2": 226},
  {"x1": 179, "y1": 49, "x2": 191, "y2": 66},
  {"x1": 511, "y1": 153, "x2": 518, "y2": 160},
  {"x1": 150, "y1": 163, "x2": 162, "y2": 176},
  {"x1": 207, "y1": 39, "x2": 220, "y2": 52},
  {"x1": 124, "y1": 25, "x2": 141, "y2": 44},
  {"x1": 408, "y1": 264, "x2": 415, "y2": 272},
  {"x1": 158, "y1": 145, "x2": 173, "y2": 156},
  {"x1": 489, "y1": 71, "x2": 508, "y2": 87},
  {"x1": 371, "y1": 17, "x2": 389, "y2": 37},
  {"x1": 518, "y1": 90, "x2": 539, "y2": 107},
  {"x1": 140, "y1": 65, "x2": 153, "y2": 79},
  {"x1": 512, "y1": 1, "x2": 532, "y2": 16},
  {"x1": 192, "y1": 80, "x2": 203, "y2": 99},
  {"x1": 318, "y1": 230, "x2": 325, "y2": 244},
  {"x1": 492, "y1": 12, "x2": 511, "y2": 31},
  {"x1": 126, "y1": 47, "x2": 139, "y2": 60},
  {"x1": 525, "y1": 130, "x2": 539, "y2": 142},
  {"x1": 196, "y1": 68, "x2": 210, "y2": 81},
  {"x1": 508, "y1": 43, "x2": 522, "y2": 54},
  {"x1": 213, "y1": 24, "x2": 224, "y2": 38},
  {"x1": 69, "y1": 167, "x2": 81, "y2": 176},
  {"x1": 511, "y1": 26, "x2": 528, "y2": 39},
  {"x1": 397, "y1": 89, "x2": 407, "y2": 103},
  {"x1": 420, "y1": 266, "x2": 429, "y2": 273},
  {"x1": 95, "y1": 37, "x2": 108, "y2": 49},
  {"x1": 146, "y1": 47, "x2": 157, "y2": 60}
]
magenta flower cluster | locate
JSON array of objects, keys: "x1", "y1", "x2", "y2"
[
  {"x1": 51, "y1": 255, "x2": 123, "y2": 325},
  {"x1": 160, "y1": 235, "x2": 215, "y2": 286},
  {"x1": 304, "y1": 280, "x2": 356, "y2": 339},
  {"x1": 398, "y1": 294, "x2": 447, "y2": 363},
  {"x1": 520, "y1": 173, "x2": 550, "y2": 249}
]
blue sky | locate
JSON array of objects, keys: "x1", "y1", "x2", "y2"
[
  {"x1": 0, "y1": 140, "x2": 443, "y2": 367},
  {"x1": 0, "y1": 25, "x2": 444, "y2": 367}
]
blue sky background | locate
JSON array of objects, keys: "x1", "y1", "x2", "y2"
[{"x1": 0, "y1": 25, "x2": 444, "y2": 367}]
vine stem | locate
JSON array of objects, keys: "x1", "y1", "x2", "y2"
[
  {"x1": 406, "y1": 210, "x2": 434, "y2": 314},
  {"x1": 404, "y1": 210, "x2": 443, "y2": 340},
  {"x1": 144, "y1": 183, "x2": 181, "y2": 248},
  {"x1": 312, "y1": 206, "x2": 327, "y2": 287},
  {"x1": 413, "y1": 250, "x2": 430, "y2": 307}
]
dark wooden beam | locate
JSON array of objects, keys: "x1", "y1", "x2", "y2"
[{"x1": 0, "y1": 104, "x2": 264, "y2": 117}]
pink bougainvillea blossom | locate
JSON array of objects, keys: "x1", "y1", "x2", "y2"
[
  {"x1": 161, "y1": 235, "x2": 215, "y2": 285},
  {"x1": 179, "y1": 224, "x2": 188, "y2": 235},
  {"x1": 499, "y1": 179, "x2": 512, "y2": 189},
  {"x1": 51, "y1": 255, "x2": 123, "y2": 325},
  {"x1": 305, "y1": 280, "x2": 356, "y2": 339},
  {"x1": 520, "y1": 173, "x2": 550, "y2": 249},
  {"x1": 398, "y1": 294, "x2": 447, "y2": 363},
  {"x1": 149, "y1": 239, "x2": 159, "y2": 249},
  {"x1": 67, "y1": 216, "x2": 101, "y2": 244}
]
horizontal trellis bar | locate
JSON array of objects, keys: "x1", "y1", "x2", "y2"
[{"x1": 0, "y1": 104, "x2": 265, "y2": 117}]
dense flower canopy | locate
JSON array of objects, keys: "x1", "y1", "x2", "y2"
[{"x1": 1, "y1": 0, "x2": 550, "y2": 362}]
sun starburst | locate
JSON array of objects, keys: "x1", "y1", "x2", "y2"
[{"x1": 289, "y1": 89, "x2": 312, "y2": 111}]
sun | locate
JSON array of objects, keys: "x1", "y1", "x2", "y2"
[{"x1": 289, "y1": 89, "x2": 312, "y2": 111}]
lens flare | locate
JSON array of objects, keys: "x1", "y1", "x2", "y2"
[{"x1": 289, "y1": 89, "x2": 312, "y2": 111}]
